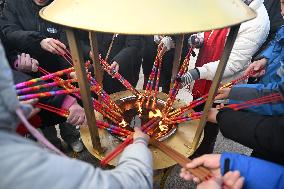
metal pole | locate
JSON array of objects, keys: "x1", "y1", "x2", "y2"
[
  {"x1": 171, "y1": 35, "x2": 184, "y2": 81},
  {"x1": 89, "y1": 31, "x2": 104, "y2": 86},
  {"x1": 66, "y1": 28, "x2": 103, "y2": 154},
  {"x1": 191, "y1": 25, "x2": 240, "y2": 151}
]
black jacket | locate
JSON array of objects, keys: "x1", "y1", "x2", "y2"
[
  {"x1": 264, "y1": 0, "x2": 284, "y2": 34},
  {"x1": 1, "y1": 0, "x2": 74, "y2": 73},
  {"x1": 217, "y1": 108, "x2": 284, "y2": 165}
]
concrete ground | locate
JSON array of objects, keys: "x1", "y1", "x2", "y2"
[{"x1": 75, "y1": 52, "x2": 252, "y2": 189}]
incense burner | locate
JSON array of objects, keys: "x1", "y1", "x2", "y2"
[{"x1": 80, "y1": 90, "x2": 203, "y2": 169}]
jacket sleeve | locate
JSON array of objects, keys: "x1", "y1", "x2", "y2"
[
  {"x1": 1, "y1": 2, "x2": 46, "y2": 56},
  {"x1": 217, "y1": 108, "x2": 284, "y2": 157},
  {"x1": 197, "y1": 5, "x2": 269, "y2": 81},
  {"x1": 2, "y1": 138, "x2": 153, "y2": 189},
  {"x1": 256, "y1": 26, "x2": 284, "y2": 62},
  {"x1": 112, "y1": 35, "x2": 142, "y2": 64},
  {"x1": 220, "y1": 152, "x2": 284, "y2": 189},
  {"x1": 228, "y1": 82, "x2": 284, "y2": 115}
]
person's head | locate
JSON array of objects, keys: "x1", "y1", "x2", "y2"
[
  {"x1": 281, "y1": 0, "x2": 284, "y2": 17},
  {"x1": 33, "y1": 0, "x2": 50, "y2": 6}
]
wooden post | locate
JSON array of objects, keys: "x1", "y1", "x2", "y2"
[
  {"x1": 191, "y1": 25, "x2": 240, "y2": 151},
  {"x1": 89, "y1": 31, "x2": 104, "y2": 86},
  {"x1": 66, "y1": 28, "x2": 103, "y2": 154},
  {"x1": 171, "y1": 35, "x2": 184, "y2": 81}
]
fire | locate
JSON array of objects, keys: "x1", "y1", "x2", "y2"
[
  {"x1": 158, "y1": 121, "x2": 168, "y2": 132},
  {"x1": 149, "y1": 109, "x2": 162, "y2": 118},
  {"x1": 119, "y1": 119, "x2": 128, "y2": 128}
]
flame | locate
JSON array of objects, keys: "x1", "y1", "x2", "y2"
[
  {"x1": 158, "y1": 121, "x2": 168, "y2": 132},
  {"x1": 149, "y1": 109, "x2": 162, "y2": 118},
  {"x1": 119, "y1": 119, "x2": 128, "y2": 128}
]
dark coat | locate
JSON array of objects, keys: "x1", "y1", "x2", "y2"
[
  {"x1": 217, "y1": 108, "x2": 284, "y2": 165},
  {"x1": 94, "y1": 33, "x2": 143, "y2": 94},
  {"x1": 1, "y1": 0, "x2": 72, "y2": 73}
]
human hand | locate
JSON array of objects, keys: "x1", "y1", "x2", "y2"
[
  {"x1": 159, "y1": 36, "x2": 175, "y2": 55},
  {"x1": 188, "y1": 33, "x2": 204, "y2": 49},
  {"x1": 14, "y1": 53, "x2": 39, "y2": 72},
  {"x1": 133, "y1": 127, "x2": 150, "y2": 144},
  {"x1": 110, "y1": 61, "x2": 119, "y2": 73},
  {"x1": 154, "y1": 35, "x2": 163, "y2": 44},
  {"x1": 180, "y1": 68, "x2": 200, "y2": 88},
  {"x1": 67, "y1": 102, "x2": 86, "y2": 126},
  {"x1": 244, "y1": 58, "x2": 267, "y2": 77},
  {"x1": 215, "y1": 88, "x2": 231, "y2": 100},
  {"x1": 40, "y1": 38, "x2": 66, "y2": 55},
  {"x1": 180, "y1": 154, "x2": 221, "y2": 183},
  {"x1": 196, "y1": 171, "x2": 244, "y2": 189}
]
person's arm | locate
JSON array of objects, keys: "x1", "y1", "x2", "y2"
[
  {"x1": 1, "y1": 128, "x2": 153, "y2": 189},
  {"x1": 1, "y1": 3, "x2": 46, "y2": 56},
  {"x1": 228, "y1": 82, "x2": 284, "y2": 115},
  {"x1": 197, "y1": 17, "x2": 269, "y2": 81},
  {"x1": 220, "y1": 152, "x2": 284, "y2": 189},
  {"x1": 217, "y1": 109, "x2": 284, "y2": 157}
]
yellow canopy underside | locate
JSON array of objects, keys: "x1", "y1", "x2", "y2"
[{"x1": 40, "y1": 0, "x2": 256, "y2": 35}]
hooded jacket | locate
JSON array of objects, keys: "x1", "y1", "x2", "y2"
[
  {"x1": 197, "y1": 0, "x2": 270, "y2": 84},
  {"x1": 0, "y1": 39, "x2": 153, "y2": 188}
]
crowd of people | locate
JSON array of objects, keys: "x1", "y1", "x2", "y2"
[{"x1": 0, "y1": 0, "x2": 283, "y2": 189}]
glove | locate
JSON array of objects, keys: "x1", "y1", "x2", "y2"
[
  {"x1": 154, "y1": 35, "x2": 162, "y2": 44},
  {"x1": 188, "y1": 33, "x2": 204, "y2": 49},
  {"x1": 161, "y1": 36, "x2": 175, "y2": 51},
  {"x1": 180, "y1": 68, "x2": 200, "y2": 88}
]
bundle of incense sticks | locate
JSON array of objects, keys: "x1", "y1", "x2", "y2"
[
  {"x1": 165, "y1": 92, "x2": 282, "y2": 125},
  {"x1": 140, "y1": 45, "x2": 164, "y2": 110},
  {"x1": 150, "y1": 138, "x2": 212, "y2": 182},
  {"x1": 16, "y1": 79, "x2": 77, "y2": 95},
  {"x1": 162, "y1": 48, "x2": 194, "y2": 116},
  {"x1": 89, "y1": 76, "x2": 123, "y2": 115},
  {"x1": 99, "y1": 56, "x2": 140, "y2": 96},
  {"x1": 59, "y1": 47, "x2": 74, "y2": 67},
  {"x1": 164, "y1": 112, "x2": 203, "y2": 125},
  {"x1": 34, "y1": 103, "x2": 130, "y2": 137},
  {"x1": 93, "y1": 100, "x2": 124, "y2": 125},
  {"x1": 167, "y1": 69, "x2": 262, "y2": 119},
  {"x1": 15, "y1": 67, "x2": 75, "y2": 89},
  {"x1": 18, "y1": 88, "x2": 80, "y2": 101},
  {"x1": 100, "y1": 117, "x2": 161, "y2": 166}
]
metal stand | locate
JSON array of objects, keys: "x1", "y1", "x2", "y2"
[
  {"x1": 89, "y1": 31, "x2": 104, "y2": 86},
  {"x1": 66, "y1": 28, "x2": 103, "y2": 154},
  {"x1": 171, "y1": 35, "x2": 184, "y2": 81},
  {"x1": 192, "y1": 25, "x2": 240, "y2": 150}
]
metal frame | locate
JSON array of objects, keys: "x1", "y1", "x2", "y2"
[
  {"x1": 191, "y1": 25, "x2": 241, "y2": 150},
  {"x1": 171, "y1": 35, "x2": 185, "y2": 81},
  {"x1": 66, "y1": 28, "x2": 103, "y2": 154}
]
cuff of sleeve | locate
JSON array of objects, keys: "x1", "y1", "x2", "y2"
[
  {"x1": 216, "y1": 108, "x2": 234, "y2": 123},
  {"x1": 196, "y1": 67, "x2": 208, "y2": 80},
  {"x1": 133, "y1": 137, "x2": 148, "y2": 145},
  {"x1": 220, "y1": 152, "x2": 235, "y2": 175},
  {"x1": 61, "y1": 95, "x2": 76, "y2": 110}
]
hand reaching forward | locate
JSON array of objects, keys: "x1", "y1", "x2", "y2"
[{"x1": 40, "y1": 38, "x2": 66, "y2": 55}]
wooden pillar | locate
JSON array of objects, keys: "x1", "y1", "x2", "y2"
[
  {"x1": 171, "y1": 35, "x2": 184, "y2": 81},
  {"x1": 66, "y1": 28, "x2": 103, "y2": 154},
  {"x1": 192, "y1": 25, "x2": 240, "y2": 150},
  {"x1": 89, "y1": 31, "x2": 104, "y2": 86}
]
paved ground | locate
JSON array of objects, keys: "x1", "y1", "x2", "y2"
[{"x1": 74, "y1": 52, "x2": 252, "y2": 188}]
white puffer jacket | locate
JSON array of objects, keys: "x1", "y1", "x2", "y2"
[{"x1": 197, "y1": 0, "x2": 270, "y2": 84}]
